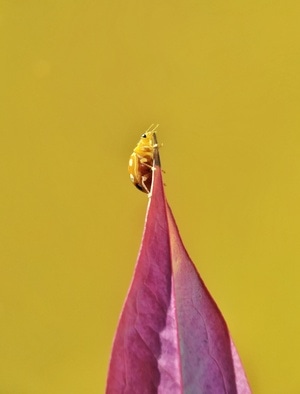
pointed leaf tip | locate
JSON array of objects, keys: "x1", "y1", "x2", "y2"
[{"x1": 106, "y1": 165, "x2": 251, "y2": 393}]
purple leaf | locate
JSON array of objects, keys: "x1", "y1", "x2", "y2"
[{"x1": 106, "y1": 164, "x2": 251, "y2": 393}]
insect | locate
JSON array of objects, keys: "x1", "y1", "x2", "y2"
[{"x1": 128, "y1": 124, "x2": 159, "y2": 194}]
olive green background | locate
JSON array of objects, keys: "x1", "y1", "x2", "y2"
[{"x1": 1, "y1": 1, "x2": 300, "y2": 393}]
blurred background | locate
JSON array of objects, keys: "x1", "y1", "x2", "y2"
[{"x1": 1, "y1": 1, "x2": 300, "y2": 393}]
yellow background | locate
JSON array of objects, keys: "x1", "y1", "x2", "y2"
[{"x1": 1, "y1": 1, "x2": 299, "y2": 393}]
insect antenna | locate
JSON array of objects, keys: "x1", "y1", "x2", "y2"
[
  {"x1": 144, "y1": 124, "x2": 154, "y2": 132},
  {"x1": 151, "y1": 124, "x2": 160, "y2": 133}
]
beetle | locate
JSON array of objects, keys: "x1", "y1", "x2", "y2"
[{"x1": 128, "y1": 124, "x2": 159, "y2": 194}]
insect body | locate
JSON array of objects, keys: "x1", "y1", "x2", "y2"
[{"x1": 128, "y1": 124, "x2": 159, "y2": 194}]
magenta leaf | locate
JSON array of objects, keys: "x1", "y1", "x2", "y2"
[{"x1": 106, "y1": 164, "x2": 251, "y2": 393}]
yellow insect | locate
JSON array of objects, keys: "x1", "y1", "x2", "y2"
[{"x1": 128, "y1": 124, "x2": 159, "y2": 194}]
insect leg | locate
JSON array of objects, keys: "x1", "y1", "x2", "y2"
[
  {"x1": 141, "y1": 175, "x2": 150, "y2": 194},
  {"x1": 139, "y1": 158, "x2": 153, "y2": 169}
]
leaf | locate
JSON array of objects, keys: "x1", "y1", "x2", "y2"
[{"x1": 106, "y1": 162, "x2": 251, "y2": 393}]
